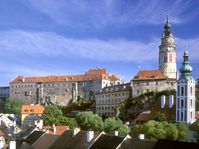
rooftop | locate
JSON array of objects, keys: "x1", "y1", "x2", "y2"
[
  {"x1": 97, "y1": 83, "x2": 131, "y2": 94},
  {"x1": 10, "y1": 68, "x2": 120, "y2": 84},
  {"x1": 133, "y1": 70, "x2": 167, "y2": 81},
  {"x1": 21, "y1": 105, "x2": 45, "y2": 114},
  {"x1": 43, "y1": 125, "x2": 69, "y2": 135}
]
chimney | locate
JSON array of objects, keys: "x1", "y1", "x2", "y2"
[
  {"x1": 22, "y1": 77, "x2": 25, "y2": 83},
  {"x1": 87, "y1": 131, "x2": 94, "y2": 142},
  {"x1": 72, "y1": 128, "x2": 80, "y2": 137},
  {"x1": 34, "y1": 120, "x2": 38, "y2": 126},
  {"x1": 114, "y1": 131, "x2": 118, "y2": 136},
  {"x1": 138, "y1": 134, "x2": 145, "y2": 140},
  {"x1": 169, "y1": 95, "x2": 174, "y2": 108},
  {"x1": 161, "y1": 95, "x2": 166, "y2": 109},
  {"x1": 53, "y1": 124, "x2": 56, "y2": 134},
  {"x1": 9, "y1": 140, "x2": 16, "y2": 149}
]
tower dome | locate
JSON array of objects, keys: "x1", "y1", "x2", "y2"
[
  {"x1": 179, "y1": 50, "x2": 193, "y2": 80},
  {"x1": 163, "y1": 16, "x2": 172, "y2": 36}
]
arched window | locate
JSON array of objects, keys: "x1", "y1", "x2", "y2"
[
  {"x1": 190, "y1": 87, "x2": 193, "y2": 95},
  {"x1": 181, "y1": 87, "x2": 184, "y2": 96},
  {"x1": 164, "y1": 55, "x2": 167, "y2": 63},
  {"x1": 181, "y1": 112, "x2": 183, "y2": 121},
  {"x1": 181, "y1": 99, "x2": 184, "y2": 108}
]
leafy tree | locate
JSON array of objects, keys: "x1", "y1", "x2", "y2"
[
  {"x1": 103, "y1": 117, "x2": 129, "y2": 136},
  {"x1": 154, "y1": 112, "x2": 167, "y2": 122},
  {"x1": 165, "y1": 122, "x2": 178, "y2": 141},
  {"x1": 144, "y1": 120, "x2": 167, "y2": 139},
  {"x1": 118, "y1": 124, "x2": 129, "y2": 136},
  {"x1": 42, "y1": 105, "x2": 77, "y2": 128},
  {"x1": 177, "y1": 123, "x2": 190, "y2": 142},
  {"x1": 76, "y1": 111, "x2": 103, "y2": 131},
  {"x1": 130, "y1": 120, "x2": 186, "y2": 141},
  {"x1": 104, "y1": 117, "x2": 122, "y2": 133},
  {"x1": 130, "y1": 124, "x2": 146, "y2": 137},
  {"x1": 4, "y1": 98, "x2": 24, "y2": 119}
]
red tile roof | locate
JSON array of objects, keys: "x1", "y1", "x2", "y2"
[
  {"x1": 10, "y1": 69, "x2": 119, "y2": 84},
  {"x1": 43, "y1": 126, "x2": 69, "y2": 135},
  {"x1": 133, "y1": 70, "x2": 167, "y2": 81},
  {"x1": 21, "y1": 105, "x2": 45, "y2": 114}
]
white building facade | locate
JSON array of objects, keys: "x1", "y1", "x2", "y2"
[{"x1": 176, "y1": 51, "x2": 196, "y2": 124}]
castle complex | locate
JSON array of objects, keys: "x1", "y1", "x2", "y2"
[
  {"x1": 132, "y1": 17, "x2": 177, "y2": 97},
  {"x1": 9, "y1": 69, "x2": 120, "y2": 105}
]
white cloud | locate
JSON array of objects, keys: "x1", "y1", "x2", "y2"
[
  {"x1": 24, "y1": 0, "x2": 198, "y2": 27},
  {"x1": 0, "y1": 30, "x2": 160, "y2": 63},
  {"x1": 0, "y1": 30, "x2": 199, "y2": 64}
]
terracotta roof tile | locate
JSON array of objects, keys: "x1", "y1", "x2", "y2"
[
  {"x1": 133, "y1": 70, "x2": 167, "y2": 81},
  {"x1": 10, "y1": 69, "x2": 119, "y2": 84},
  {"x1": 21, "y1": 105, "x2": 45, "y2": 114},
  {"x1": 43, "y1": 126, "x2": 69, "y2": 135}
]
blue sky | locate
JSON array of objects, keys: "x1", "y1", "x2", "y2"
[{"x1": 0, "y1": 0, "x2": 199, "y2": 86}]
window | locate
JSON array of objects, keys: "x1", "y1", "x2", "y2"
[
  {"x1": 164, "y1": 55, "x2": 167, "y2": 63},
  {"x1": 185, "y1": 98, "x2": 187, "y2": 108},
  {"x1": 181, "y1": 87, "x2": 184, "y2": 96},
  {"x1": 177, "y1": 110, "x2": 179, "y2": 121},
  {"x1": 147, "y1": 82, "x2": 149, "y2": 86},
  {"x1": 185, "y1": 110, "x2": 187, "y2": 121},
  {"x1": 190, "y1": 87, "x2": 193, "y2": 95},
  {"x1": 185, "y1": 85, "x2": 187, "y2": 96},
  {"x1": 156, "y1": 82, "x2": 158, "y2": 85},
  {"x1": 181, "y1": 99, "x2": 184, "y2": 108},
  {"x1": 178, "y1": 98, "x2": 180, "y2": 109},
  {"x1": 137, "y1": 90, "x2": 139, "y2": 95},
  {"x1": 177, "y1": 86, "x2": 180, "y2": 96},
  {"x1": 181, "y1": 112, "x2": 183, "y2": 121}
]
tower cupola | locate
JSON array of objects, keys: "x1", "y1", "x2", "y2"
[
  {"x1": 163, "y1": 16, "x2": 172, "y2": 37},
  {"x1": 179, "y1": 50, "x2": 193, "y2": 80}
]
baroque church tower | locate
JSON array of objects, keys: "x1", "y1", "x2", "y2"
[
  {"x1": 159, "y1": 16, "x2": 177, "y2": 79},
  {"x1": 176, "y1": 51, "x2": 196, "y2": 124}
]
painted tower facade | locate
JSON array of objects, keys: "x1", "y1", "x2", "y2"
[
  {"x1": 159, "y1": 17, "x2": 177, "y2": 79},
  {"x1": 176, "y1": 51, "x2": 196, "y2": 124}
]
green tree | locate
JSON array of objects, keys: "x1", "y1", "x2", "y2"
[
  {"x1": 118, "y1": 124, "x2": 129, "y2": 136},
  {"x1": 177, "y1": 123, "x2": 190, "y2": 142},
  {"x1": 42, "y1": 105, "x2": 77, "y2": 128},
  {"x1": 154, "y1": 112, "x2": 167, "y2": 122},
  {"x1": 130, "y1": 120, "x2": 183, "y2": 141},
  {"x1": 104, "y1": 117, "x2": 122, "y2": 133},
  {"x1": 165, "y1": 122, "x2": 178, "y2": 141},
  {"x1": 144, "y1": 120, "x2": 167, "y2": 139},
  {"x1": 76, "y1": 111, "x2": 103, "y2": 131},
  {"x1": 4, "y1": 98, "x2": 24, "y2": 119}
]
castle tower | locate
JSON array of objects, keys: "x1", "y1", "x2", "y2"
[
  {"x1": 176, "y1": 50, "x2": 196, "y2": 124},
  {"x1": 159, "y1": 16, "x2": 177, "y2": 79}
]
